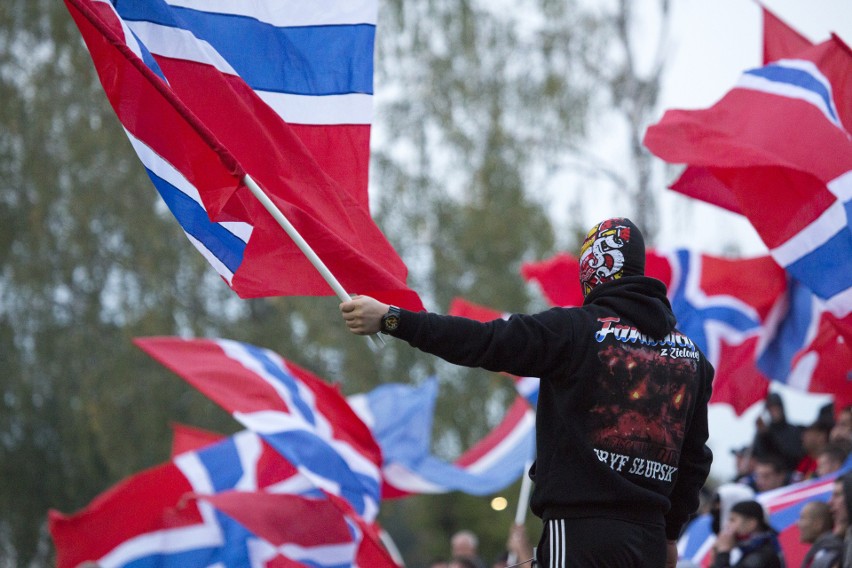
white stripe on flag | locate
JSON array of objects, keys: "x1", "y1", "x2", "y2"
[
  {"x1": 256, "y1": 91, "x2": 373, "y2": 126},
  {"x1": 771, "y1": 199, "x2": 847, "y2": 266},
  {"x1": 127, "y1": 20, "x2": 238, "y2": 75},
  {"x1": 279, "y1": 541, "x2": 359, "y2": 566},
  {"x1": 737, "y1": 63, "x2": 840, "y2": 129},
  {"x1": 165, "y1": 0, "x2": 378, "y2": 27},
  {"x1": 465, "y1": 409, "x2": 535, "y2": 474}
]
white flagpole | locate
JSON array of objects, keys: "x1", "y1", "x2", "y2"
[
  {"x1": 243, "y1": 173, "x2": 384, "y2": 348},
  {"x1": 507, "y1": 459, "x2": 534, "y2": 564}
]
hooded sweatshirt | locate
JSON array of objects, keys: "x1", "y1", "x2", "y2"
[{"x1": 389, "y1": 275, "x2": 714, "y2": 539}]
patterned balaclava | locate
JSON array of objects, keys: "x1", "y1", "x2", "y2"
[{"x1": 578, "y1": 217, "x2": 646, "y2": 297}]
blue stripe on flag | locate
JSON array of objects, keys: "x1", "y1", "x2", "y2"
[
  {"x1": 196, "y1": 438, "x2": 244, "y2": 493},
  {"x1": 262, "y1": 430, "x2": 380, "y2": 518},
  {"x1": 144, "y1": 169, "x2": 246, "y2": 274},
  {"x1": 785, "y1": 227, "x2": 852, "y2": 300},
  {"x1": 669, "y1": 251, "x2": 761, "y2": 354},
  {"x1": 129, "y1": 28, "x2": 168, "y2": 83},
  {"x1": 745, "y1": 64, "x2": 838, "y2": 124},
  {"x1": 115, "y1": 2, "x2": 375, "y2": 96},
  {"x1": 757, "y1": 280, "x2": 815, "y2": 381},
  {"x1": 240, "y1": 343, "x2": 317, "y2": 427},
  {"x1": 123, "y1": 546, "x2": 222, "y2": 568}
]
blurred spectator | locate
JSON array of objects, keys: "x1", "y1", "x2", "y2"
[
  {"x1": 817, "y1": 444, "x2": 850, "y2": 478},
  {"x1": 752, "y1": 392, "x2": 805, "y2": 471},
  {"x1": 797, "y1": 501, "x2": 842, "y2": 568},
  {"x1": 830, "y1": 406, "x2": 852, "y2": 452},
  {"x1": 448, "y1": 558, "x2": 480, "y2": 568},
  {"x1": 710, "y1": 500, "x2": 784, "y2": 568},
  {"x1": 829, "y1": 472, "x2": 851, "y2": 566},
  {"x1": 796, "y1": 420, "x2": 833, "y2": 481},
  {"x1": 450, "y1": 530, "x2": 486, "y2": 568},
  {"x1": 754, "y1": 455, "x2": 792, "y2": 493},
  {"x1": 710, "y1": 483, "x2": 756, "y2": 535},
  {"x1": 731, "y1": 445, "x2": 758, "y2": 491}
]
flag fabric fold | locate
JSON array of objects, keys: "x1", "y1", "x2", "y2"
[
  {"x1": 65, "y1": 0, "x2": 423, "y2": 309},
  {"x1": 134, "y1": 337, "x2": 384, "y2": 521},
  {"x1": 666, "y1": 3, "x2": 816, "y2": 217},
  {"x1": 348, "y1": 378, "x2": 535, "y2": 498}
]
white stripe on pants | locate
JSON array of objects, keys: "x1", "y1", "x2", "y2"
[{"x1": 547, "y1": 518, "x2": 566, "y2": 568}]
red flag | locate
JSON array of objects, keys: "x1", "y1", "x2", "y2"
[
  {"x1": 760, "y1": 4, "x2": 813, "y2": 64},
  {"x1": 65, "y1": 0, "x2": 423, "y2": 310},
  {"x1": 669, "y1": 4, "x2": 815, "y2": 215},
  {"x1": 49, "y1": 462, "x2": 209, "y2": 568}
]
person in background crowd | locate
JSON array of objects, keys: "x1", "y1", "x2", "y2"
[
  {"x1": 449, "y1": 558, "x2": 480, "y2": 568},
  {"x1": 830, "y1": 407, "x2": 852, "y2": 455},
  {"x1": 797, "y1": 420, "x2": 834, "y2": 481},
  {"x1": 797, "y1": 501, "x2": 842, "y2": 568},
  {"x1": 451, "y1": 530, "x2": 487, "y2": 568},
  {"x1": 710, "y1": 500, "x2": 784, "y2": 568},
  {"x1": 732, "y1": 446, "x2": 758, "y2": 491},
  {"x1": 829, "y1": 472, "x2": 852, "y2": 568},
  {"x1": 817, "y1": 445, "x2": 850, "y2": 479},
  {"x1": 754, "y1": 455, "x2": 792, "y2": 493},
  {"x1": 753, "y1": 392, "x2": 805, "y2": 472},
  {"x1": 710, "y1": 483, "x2": 756, "y2": 537}
]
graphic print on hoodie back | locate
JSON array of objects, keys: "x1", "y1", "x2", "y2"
[{"x1": 587, "y1": 316, "x2": 700, "y2": 487}]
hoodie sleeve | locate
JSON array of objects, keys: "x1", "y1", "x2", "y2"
[
  {"x1": 390, "y1": 307, "x2": 575, "y2": 378},
  {"x1": 664, "y1": 356, "x2": 714, "y2": 540}
]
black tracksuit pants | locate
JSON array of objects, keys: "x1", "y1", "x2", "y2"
[{"x1": 536, "y1": 517, "x2": 667, "y2": 567}]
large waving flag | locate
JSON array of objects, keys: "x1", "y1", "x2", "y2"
[
  {"x1": 348, "y1": 378, "x2": 535, "y2": 498},
  {"x1": 644, "y1": 36, "x2": 852, "y2": 327},
  {"x1": 50, "y1": 429, "x2": 396, "y2": 567},
  {"x1": 134, "y1": 337, "x2": 384, "y2": 521},
  {"x1": 520, "y1": 250, "x2": 788, "y2": 414},
  {"x1": 65, "y1": 0, "x2": 423, "y2": 310}
]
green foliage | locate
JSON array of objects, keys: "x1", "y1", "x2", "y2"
[{"x1": 0, "y1": 0, "x2": 662, "y2": 566}]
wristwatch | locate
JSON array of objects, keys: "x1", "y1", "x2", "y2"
[{"x1": 380, "y1": 306, "x2": 401, "y2": 334}]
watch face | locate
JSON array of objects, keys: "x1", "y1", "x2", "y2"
[{"x1": 383, "y1": 314, "x2": 400, "y2": 331}]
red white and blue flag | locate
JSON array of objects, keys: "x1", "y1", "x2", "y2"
[
  {"x1": 50, "y1": 429, "x2": 396, "y2": 567},
  {"x1": 520, "y1": 250, "x2": 789, "y2": 415},
  {"x1": 134, "y1": 337, "x2": 384, "y2": 522},
  {"x1": 65, "y1": 0, "x2": 423, "y2": 310},
  {"x1": 644, "y1": 36, "x2": 852, "y2": 328},
  {"x1": 348, "y1": 378, "x2": 535, "y2": 498}
]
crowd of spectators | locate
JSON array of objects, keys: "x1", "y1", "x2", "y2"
[{"x1": 701, "y1": 397, "x2": 852, "y2": 568}]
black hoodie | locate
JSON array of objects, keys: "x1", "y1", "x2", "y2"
[{"x1": 390, "y1": 275, "x2": 714, "y2": 539}]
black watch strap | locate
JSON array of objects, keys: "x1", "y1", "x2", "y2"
[{"x1": 380, "y1": 306, "x2": 401, "y2": 334}]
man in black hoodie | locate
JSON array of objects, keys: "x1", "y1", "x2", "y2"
[{"x1": 340, "y1": 217, "x2": 715, "y2": 567}]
